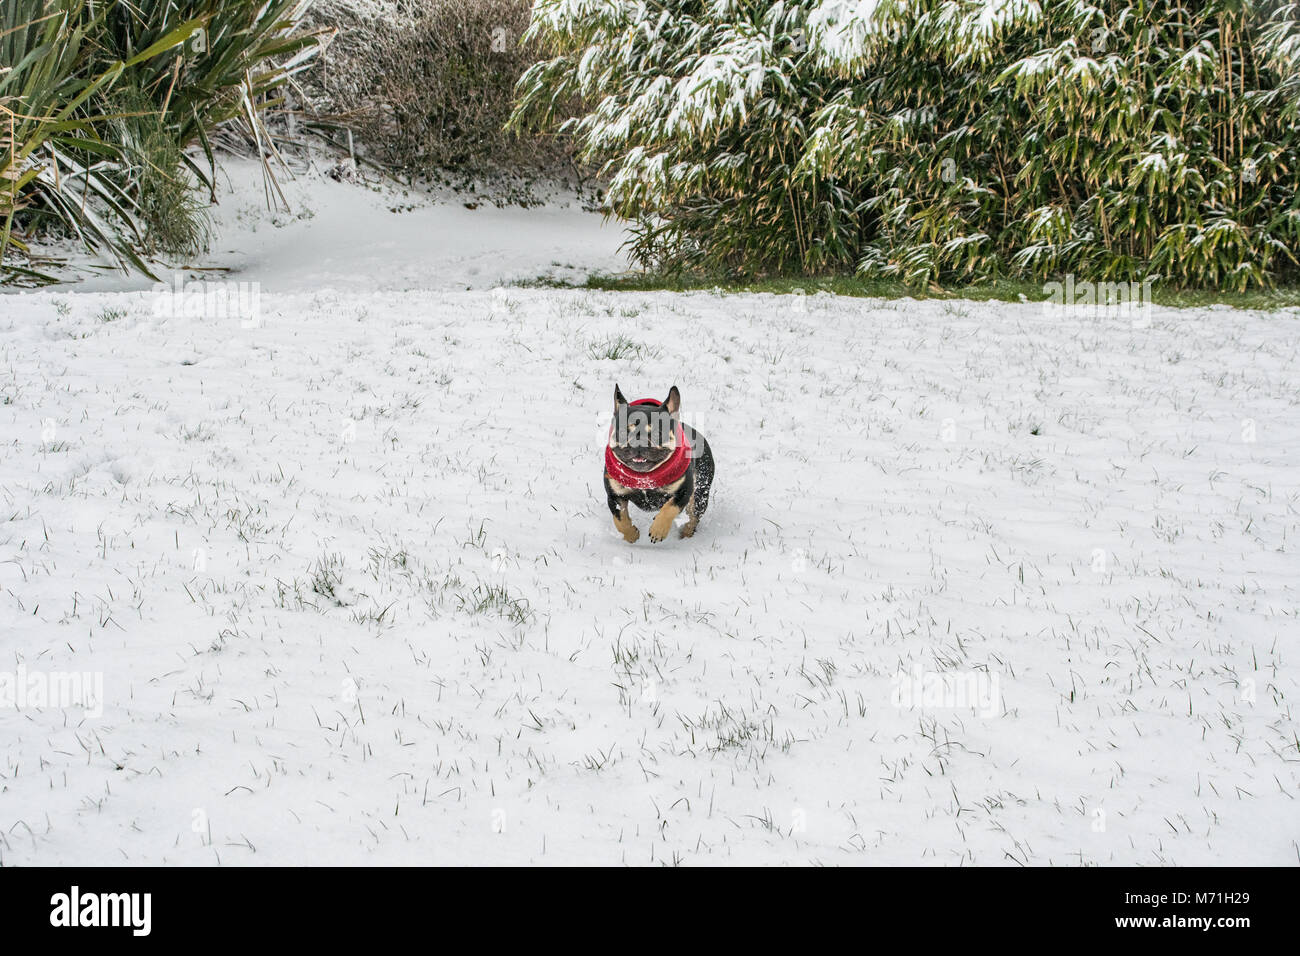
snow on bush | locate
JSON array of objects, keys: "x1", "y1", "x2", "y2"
[{"x1": 513, "y1": 0, "x2": 1300, "y2": 289}]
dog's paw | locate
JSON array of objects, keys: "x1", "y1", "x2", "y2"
[
  {"x1": 678, "y1": 522, "x2": 697, "y2": 539},
  {"x1": 613, "y1": 510, "x2": 639, "y2": 543},
  {"x1": 649, "y1": 510, "x2": 678, "y2": 542}
]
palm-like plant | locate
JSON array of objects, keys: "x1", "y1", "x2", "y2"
[
  {"x1": 1, "y1": 0, "x2": 327, "y2": 285},
  {"x1": 1, "y1": 0, "x2": 149, "y2": 280},
  {"x1": 93, "y1": 1, "x2": 329, "y2": 197}
]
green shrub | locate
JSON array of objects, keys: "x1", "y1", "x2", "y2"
[
  {"x1": 106, "y1": 84, "x2": 210, "y2": 259},
  {"x1": 512, "y1": 0, "x2": 1300, "y2": 290}
]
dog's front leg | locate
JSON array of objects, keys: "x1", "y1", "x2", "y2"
[
  {"x1": 614, "y1": 499, "x2": 640, "y2": 543},
  {"x1": 605, "y1": 477, "x2": 639, "y2": 543},
  {"x1": 649, "y1": 473, "x2": 693, "y2": 543}
]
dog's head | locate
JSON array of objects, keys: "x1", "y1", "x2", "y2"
[{"x1": 608, "y1": 384, "x2": 681, "y2": 473}]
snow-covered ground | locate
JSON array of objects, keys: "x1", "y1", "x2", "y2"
[
  {"x1": 57, "y1": 158, "x2": 626, "y2": 294},
  {"x1": 2, "y1": 167, "x2": 1298, "y2": 866}
]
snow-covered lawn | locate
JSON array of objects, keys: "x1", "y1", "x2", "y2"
[{"x1": 2, "y1": 176, "x2": 1298, "y2": 866}]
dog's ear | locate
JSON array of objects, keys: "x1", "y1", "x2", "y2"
[
  {"x1": 614, "y1": 384, "x2": 627, "y2": 411},
  {"x1": 663, "y1": 385, "x2": 681, "y2": 419}
]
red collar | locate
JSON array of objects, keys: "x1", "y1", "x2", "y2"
[{"x1": 605, "y1": 399, "x2": 692, "y2": 489}]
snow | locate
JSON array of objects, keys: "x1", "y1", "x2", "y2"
[
  {"x1": 51, "y1": 159, "x2": 626, "y2": 295},
  {"x1": 2, "y1": 165, "x2": 1299, "y2": 866},
  {"x1": 807, "y1": 0, "x2": 1051, "y2": 68},
  {"x1": 808, "y1": 0, "x2": 889, "y2": 65}
]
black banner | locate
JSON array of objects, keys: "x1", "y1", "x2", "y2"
[{"x1": 0, "y1": 866, "x2": 1283, "y2": 943}]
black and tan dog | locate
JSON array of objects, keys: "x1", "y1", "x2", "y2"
[{"x1": 603, "y1": 385, "x2": 714, "y2": 543}]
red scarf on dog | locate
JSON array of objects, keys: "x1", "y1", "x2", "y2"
[{"x1": 605, "y1": 399, "x2": 692, "y2": 489}]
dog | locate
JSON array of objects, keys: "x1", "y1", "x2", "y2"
[{"x1": 603, "y1": 384, "x2": 714, "y2": 543}]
